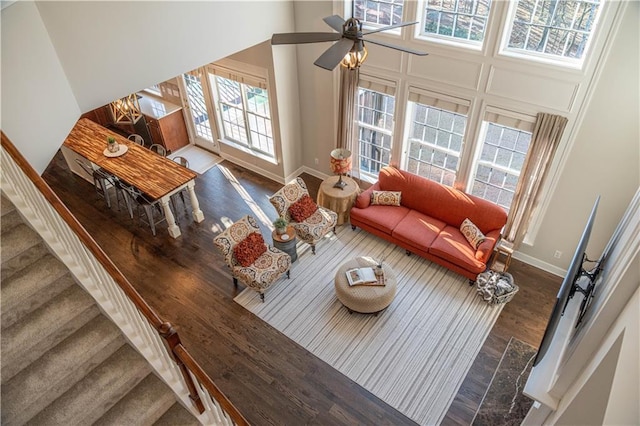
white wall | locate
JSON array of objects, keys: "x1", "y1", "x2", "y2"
[
  {"x1": 1, "y1": 1, "x2": 81, "y2": 173},
  {"x1": 292, "y1": 1, "x2": 340, "y2": 177},
  {"x1": 1, "y1": 1, "x2": 292, "y2": 173},
  {"x1": 35, "y1": 1, "x2": 293, "y2": 113},
  {"x1": 523, "y1": 0, "x2": 640, "y2": 271}
]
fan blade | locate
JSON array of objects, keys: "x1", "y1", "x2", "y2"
[
  {"x1": 323, "y1": 15, "x2": 346, "y2": 33},
  {"x1": 363, "y1": 21, "x2": 419, "y2": 35},
  {"x1": 271, "y1": 32, "x2": 342, "y2": 45},
  {"x1": 314, "y1": 38, "x2": 355, "y2": 70},
  {"x1": 364, "y1": 38, "x2": 429, "y2": 56}
]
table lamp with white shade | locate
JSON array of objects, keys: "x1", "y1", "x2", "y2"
[{"x1": 330, "y1": 148, "x2": 352, "y2": 190}]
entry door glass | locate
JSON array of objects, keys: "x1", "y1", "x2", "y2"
[{"x1": 182, "y1": 73, "x2": 214, "y2": 143}]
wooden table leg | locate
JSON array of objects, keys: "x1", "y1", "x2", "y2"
[
  {"x1": 161, "y1": 196, "x2": 181, "y2": 238},
  {"x1": 187, "y1": 181, "x2": 204, "y2": 223}
]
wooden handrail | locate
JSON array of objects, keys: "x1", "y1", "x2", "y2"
[{"x1": 1, "y1": 132, "x2": 248, "y2": 425}]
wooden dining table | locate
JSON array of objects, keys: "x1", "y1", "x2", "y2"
[{"x1": 63, "y1": 118, "x2": 204, "y2": 238}]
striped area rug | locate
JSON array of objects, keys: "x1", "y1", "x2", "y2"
[{"x1": 234, "y1": 228, "x2": 504, "y2": 425}]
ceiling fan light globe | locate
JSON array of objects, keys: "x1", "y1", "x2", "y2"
[{"x1": 341, "y1": 46, "x2": 368, "y2": 69}]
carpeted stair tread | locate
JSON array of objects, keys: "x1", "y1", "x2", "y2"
[
  {"x1": 1, "y1": 207, "x2": 23, "y2": 234},
  {"x1": 1, "y1": 284, "x2": 100, "y2": 381},
  {"x1": 1, "y1": 254, "x2": 73, "y2": 329},
  {"x1": 1, "y1": 222, "x2": 41, "y2": 261},
  {"x1": 154, "y1": 402, "x2": 202, "y2": 426},
  {"x1": 1, "y1": 194, "x2": 16, "y2": 216},
  {"x1": 1, "y1": 193, "x2": 198, "y2": 426},
  {"x1": 1, "y1": 315, "x2": 126, "y2": 425},
  {"x1": 1, "y1": 236, "x2": 49, "y2": 282},
  {"x1": 26, "y1": 345, "x2": 153, "y2": 426},
  {"x1": 94, "y1": 373, "x2": 183, "y2": 426}
]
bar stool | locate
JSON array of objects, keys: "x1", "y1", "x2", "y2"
[
  {"x1": 120, "y1": 183, "x2": 167, "y2": 236},
  {"x1": 74, "y1": 159, "x2": 115, "y2": 208},
  {"x1": 128, "y1": 134, "x2": 145, "y2": 146},
  {"x1": 149, "y1": 144, "x2": 167, "y2": 157}
]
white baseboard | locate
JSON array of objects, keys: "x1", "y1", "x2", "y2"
[
  {"x1": 217, "y1": 152, "x2": 285, "y2": 184},
  {"x1": 300, "y1": 165, "x2": 329, "y2": 181},
  {"x1": 513, "y1": 250, "x2": 566, "y2": 277}
]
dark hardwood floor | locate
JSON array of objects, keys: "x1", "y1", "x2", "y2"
[{"x1": 42, "y1": 150, "x2": 561, "y2": 425}]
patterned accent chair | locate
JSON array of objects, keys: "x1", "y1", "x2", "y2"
[
  {"x1": 269, "y1": 177, "x2": 338, "y2": 254},
  {"x1": 213, "y1": 215, "x2": 291, "y2": 302}
]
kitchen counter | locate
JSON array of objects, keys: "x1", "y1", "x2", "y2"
[
  {"x1": 136, "y1": 93, "x2": 190, "y2": 153},
  {"x1": 137, "y1": 93, "x2": 182, "y2": 119}
]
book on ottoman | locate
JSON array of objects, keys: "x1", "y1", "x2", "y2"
[{"x1": 346, "y1": 267, "x2": 385, "y2": 286}]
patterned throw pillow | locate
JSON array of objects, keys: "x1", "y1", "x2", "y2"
[
  {"x1": 371, "y1": 190, "x2": 402, "y2": 206},
  {"x1": 233, "y1": 232, "x2": 267, "y2": 267},
  {"x1": 460, "y1": 218, "x2": 485, "y2": 249},
  {"x1": 288, "y1": 194, "x2": 318, "y2": 222}
]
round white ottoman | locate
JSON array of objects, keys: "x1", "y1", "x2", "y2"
[{"x1": 334, "y1": 257, "x2": 397, "y2": 315}]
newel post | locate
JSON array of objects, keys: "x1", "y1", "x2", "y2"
[{"x1": 159, "y1": 322, "x2": 205, "y2": 413}]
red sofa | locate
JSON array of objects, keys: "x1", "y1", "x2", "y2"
[{"x1": 350, "y1": 166, "x2": 507, "y2": 280}]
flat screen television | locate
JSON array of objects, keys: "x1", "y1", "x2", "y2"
[{"x1": 533, "y1": 196, "x2": 601, "y2": 366}]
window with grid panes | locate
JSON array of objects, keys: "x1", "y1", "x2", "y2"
[
  {"x1": 183, "y1": 73, "x2": 213, "y2": 141},
  {"x1": 356, "y1": 83, "x2": 396, "y2": 179},
  {"x1": 505, "y1": 0, "x2": 602, "y2": 62},
  {"x1": 470, "y1": 117, "x2": 533, "y2": 213},
  {"x1": 353, "y1": 0, "x2": 405, "y2": 27},
  {"x1": 420, "y1": 0, "x2": 492, "y2": 45},
  {"x1": 404, "y1": 91, "x2": 469, "y2": 187},
  {"x1": 211, "y1": 73, "x2": 274, "y2": 157}
]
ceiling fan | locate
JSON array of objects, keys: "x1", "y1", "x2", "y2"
[{"x1": 271, "y1": 15, "x2": 428, "y2": 71}]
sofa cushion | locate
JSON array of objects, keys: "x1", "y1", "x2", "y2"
[
  {"x1": 350, "y1": 204, "x2": 411, "y2": 235},
  {"x1": 371, "y1": 190, "x2": 402, "y2": 206},
  {"x1": 392, "y1": 210, "x2": 447, "y2": 252},
  {"x1": 429, "y1": 226, "x2": 485, "y2": 272},
  {"x1": 460, "y1": 218, "x2": 485, "y2": 249},
  {"x1": 233, "y1": 232, "x2": 267, "y2": 267},
  {"x1": 288, "y1": 194, "x2": 318, "y2": 222}
]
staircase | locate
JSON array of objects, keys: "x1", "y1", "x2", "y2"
[{"x1": 1, "y1": 196, "x2": 200, "y2": 425}]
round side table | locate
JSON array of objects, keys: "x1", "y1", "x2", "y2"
[
  {"x1": 317, "y1": 175, "x2": 359, "y2": 226},
  {"x1": 272, "y1": 226, "x2": 297, "y2": 263}
]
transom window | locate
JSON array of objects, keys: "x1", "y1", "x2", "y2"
[
  {"x1": 470, "y1": 122, "x2": 532, "y2": 212},
  {"x1": 506, "y1": 0, "x2": 602, "y2": 61},
  {"x1": 353, "y1": 0, "x2": 405, "y2": 27},
  {"x1": 356, "y1": 87, "x2": 396, "y2": 179},
  {"x1": 420, "y1": 0, "x2": 492, "y2": 44},
  {"x1": 210, "y1": 74, "x2": 274, "y2": 158}
]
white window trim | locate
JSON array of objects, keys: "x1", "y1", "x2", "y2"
[
  {"x1": 413, "y1": 0, "x2": 489, "y2": 52},
  {"x1": 355, "y1": 75, "x2": 399, "y2": 182},
  {"x1": 497, "y1": 0, "x2": 604, "y2": 70},
  {"x1": 351, "y1": 0, "x2": 406, "y2": 35},
  {"x1": 206, "y1": 62, "x2": 276, "y2": 159},
  {"x1": 465, "y1": 106, "x2": 536, "y2": 203},
  {"x1": 181, "y1": 68, "x2": 216, "y2": 144},
  {"x1": 401, "y1": 89, "x2": 471, "y2": 185}
]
